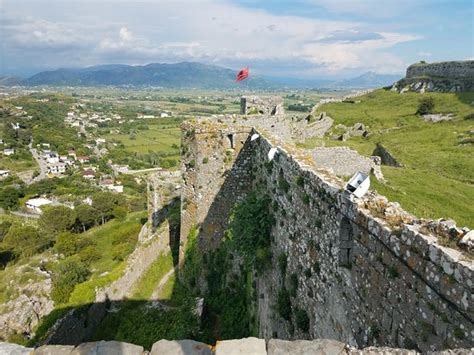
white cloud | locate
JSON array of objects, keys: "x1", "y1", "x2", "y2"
[
  {"x1": 417, "y1": 51, "x2": 432, "y2": 57},
  {"x1": 0, "y1": 0, "x2": 421, "y2": 76}
]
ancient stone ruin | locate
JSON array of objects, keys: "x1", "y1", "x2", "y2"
[
  {"x1": 179, "y1": 97, "x2": 473, "y2": 352},
  {"x1": 392, "y1": 60, "x2": 474, "y2": 92},
  {"x1": 240, "y1": 96, "x2": 284, "y2": 115}
]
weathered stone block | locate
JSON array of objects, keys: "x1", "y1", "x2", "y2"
[
  {"x1": 215, "y1": 337, "x2": 266, "y2": 355},
  {"x1": 150, "y1": 339, "x2": 212, "y2": 355},
  {"x1": 267, "y1": 339, "x2": 346, "y2": 355},
  {"x1": 71, "y1": 341, "x2": 143, "y2": 355},
  {"x1": 35, "y1": 345, "x2": 75, "y2": 354}
]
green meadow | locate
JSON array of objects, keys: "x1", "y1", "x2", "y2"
[{"x1": 300, "y1": 89, "x2": 474, "y2": 227}]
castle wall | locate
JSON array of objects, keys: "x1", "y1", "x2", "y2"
[
  {"x1": 180, "y1": 122, "x2": 474, "y2": 351},
  {"x1": 406, "y1": 61, "x2": 474, "y2": 78},
  {"x1": 250, "y1": 134, "x2": 473, "y2": 352},
  {"x1": 179, "y1": 121, "x2": 253, "y2": 261}
]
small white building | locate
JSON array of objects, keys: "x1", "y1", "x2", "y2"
[
  {"x1": 95, "y1": 138, "x2": 106, "y2": 145},
  {"x1": 3, "y1": 149, "x2": 15, "y2": 156},
  {"x1": 48, "y1": 163, "x2": 66, "y2": 175},
  {"x1": 0, "y1": 170, "x2": 10, "y2": 178},
  {"x1": 108, "y1": 185, "x2": 124, "y2": 193},
  {"x1": 46, "y1": 153, "x2": 60, "y2": 165},
  {"x1": 26, "y1": 197, "x2": 53, "y2": 214}
]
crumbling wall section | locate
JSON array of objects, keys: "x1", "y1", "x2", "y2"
[{"x1": 179, "y1": 121, "x2": 253, "y2": 261}]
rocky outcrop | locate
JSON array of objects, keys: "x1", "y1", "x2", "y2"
[
  {"x1": 1, "y1": 339, "x2": 472, "y2": 354},
  {"x1": 0, "y1": 265, "x2": 54, "y2": 340},
  {"x1": 392, "y1": 61, "x2": 474, "y2": 93}
]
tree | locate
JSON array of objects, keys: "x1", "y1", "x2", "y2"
[
  {"x1": 75, "y1": 204, "x2": 97, "y2": 232},
  {"x1": 3, "y1": 224, "x2": 47, "y2": 257},
  {"x1": 113, "y1": 206, "x2": 127, "y2": 221},
  {"x1": 39, "y1": 205, "x2": 76, "y2": 234},
  {"x1": 54, "y1": 232, "x2": 79, "y2": 256},
  {"x1": 92, "y1": 192, "x2": 125, "y2": 224},
  {"x1": 0, "y1": 186, "x2": 23, "y2": 210},
  {"x1": 416, "y1": 96, "x2": 435, "y2": 115}
]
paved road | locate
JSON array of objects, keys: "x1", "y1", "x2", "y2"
[{"x1": 29, "y1": 146, "x2": 48, "y2": 183}]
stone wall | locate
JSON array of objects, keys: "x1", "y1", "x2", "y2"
[
  {"x1": 179, "y1": 121, "x2": 253, "y2": 262},
  {"x1": 3, "y1": 338, "x2": 472, "y2": 354},
  {"x1": 406, "y1": 61, "x2": 474, "y2": 79},
  {"x1": 241, "y1": 96, "x2": 284, "y2": 115},
  {"x1": 180, "y1": 120, "x2": 474, "y2": 352}
]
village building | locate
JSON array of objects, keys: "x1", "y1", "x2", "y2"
[{"x1": 26, "y1": 197, "x2": 53, "y2": 214}]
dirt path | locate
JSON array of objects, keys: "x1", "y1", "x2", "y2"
[
  {"x1": 96, "y1": 224, "x2": 170, "y2": 302},
  {"x1": 150, "y1": 267, "x2": 176, "y2": 301}
]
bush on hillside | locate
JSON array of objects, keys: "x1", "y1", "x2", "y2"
[
  {"x1": 50, "y1": 257, "x2": 90, "y2": 304},
  {"x1": 3, "y1": 224, "x2": 48, "y2": 258},
  {"x1": 416, "y1": 96, "x2": 435, "y2": 115}
]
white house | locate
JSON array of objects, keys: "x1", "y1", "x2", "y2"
[
  {"x1": 3, "y1": 149, "x2": 15, "y2": 156},
  {"x1": 48, "y1": 163, "x2": 66, "y2": 175},
  {"x1": 0, "y1": 170, "x2": 10, "y2": 178},
  {"x1": 95, "y1": 138, "x2": 106, "y2": 145},
  {"x1": 46, "y1": 153, "x2": 60, "y2": 165},
  {"x1": 26, "y1": 197, "x2": 53, "y2": 214}
]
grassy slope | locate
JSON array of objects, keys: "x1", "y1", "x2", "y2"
[
  {"x1": 28, "y1": 212, "x2": 145, "y2": 344},
  {"x1": 129, "y1": 252, "x2": 174, "y2": 300},
  {"x1": 301, "y1": 90, "x2": 474, "y2": 227}
]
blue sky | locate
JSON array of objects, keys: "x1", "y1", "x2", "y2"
[{"x1": 0, "y1": 0, "x2": 472, "y2": 78}]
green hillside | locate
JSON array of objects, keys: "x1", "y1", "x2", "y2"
[{"x1": 300, "y1": 90, "x2": 474, "y2": 227}]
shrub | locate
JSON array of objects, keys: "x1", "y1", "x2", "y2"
[
  {"x1": 51, "y1": 258, "x2": 90, "y2": 304},
  {"x1": 276, "y1": 288, "x2": 291, "y2": 321},
  {"x1": 296, "y1": 176, "x2": 305, "y2": 187},
  {"x1": 78, "y1": 246, "x2": 101, "y2": 265},
  {"x1": 313, "y1": 261, "x2": 321, "y2": 274},
  {"x1": 0, "y1": 186, "x2": 23, "y2": 210},
  {"x1": 113, "y1": 206, "x2": 127, "y2": 221},
  {"x1": 295, "y1": 308, "x2": 310, "y2": 332},
  {"x1": 278, "y1": 253, "x2": 287, "y2": 277},
  {"x1": 54, "y1": 232, "x2": 79, "y2": 256},
  {"x1": 3, "y1": 224, "x2": 48, "y2": 258},
  {"x1": 228, "y1": 192, "x2": 273, "y2": 265},
  {"x1": 112, "y1": 243, "x2": 134, "y2": 261},
  {"x1": 202, "y1": 157, "x2": 209, "y2": 164},
  {"x1": 464, "y1": 113, "x2": 474, "y2": 120},
  {"x1": 302, "y1": 194, "x2": 310, "y2": 205},
  {"x1": 278, "y1": 177, "x2": 290, "y2": 193},
  {"x1": 289, "y1": 273, "x2": 298, "y2": 297},
  {"x1": 416, "y1": 96, "x2": 435, "y2": 115}
]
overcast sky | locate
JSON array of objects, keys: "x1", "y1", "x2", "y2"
[{"x1": 0, "y1": 0, "x2": 472, "y2": 78}]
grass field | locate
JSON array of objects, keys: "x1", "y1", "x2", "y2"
[
  {"x1": 301, "y1": 89, "x2": 474, "y2": 227},
  {"x1": 105, "y1": 126, "x2": 180, "y2": 155}
]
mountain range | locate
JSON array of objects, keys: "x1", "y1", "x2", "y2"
[{"x1": 0, "y1": 62, "x2": 401, "y2": 89}]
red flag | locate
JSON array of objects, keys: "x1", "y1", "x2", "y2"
[{"x1": 236, "y1": 66, "x2": 249, "y2": 82}]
